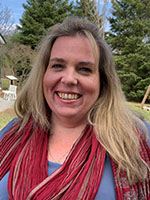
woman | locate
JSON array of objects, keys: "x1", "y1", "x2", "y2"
[{"x1": 0, "y1": 16, "x2": 150, "y2": 200}]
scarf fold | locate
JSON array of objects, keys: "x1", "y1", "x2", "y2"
[{"x1": 0, "y1": 119, "x2": 150, "y2": 200}]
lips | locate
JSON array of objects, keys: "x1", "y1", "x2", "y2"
[{"x1": 56, "y1": 92, "x2": 81, "y2": 100}]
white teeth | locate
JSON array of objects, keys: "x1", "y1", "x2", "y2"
[{"x1": 57, "y1": 92, "x2": 80, "y2": 100}]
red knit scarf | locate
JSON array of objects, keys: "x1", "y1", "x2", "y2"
[{"x1": 0, "y1": 119, "x2": 150, "y2": 200}]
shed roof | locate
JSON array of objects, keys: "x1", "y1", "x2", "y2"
[{"x1": 6, "y1": 75, "x2": 18, "y2": 81}]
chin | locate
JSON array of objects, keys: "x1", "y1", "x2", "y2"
[{"x1": 59, "y1": 112, "x2": 78, "y2": 118}]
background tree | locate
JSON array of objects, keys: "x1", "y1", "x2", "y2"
[
  {"x1": 74, "y1": 0, "x2": 109, "y2": 39},
  {"x1": 16, "y1": 0, "x2": 74, "y2": 48},
  {"x1": 0, "y1": 3, "x2": 15, "y2": 35},
  {"x1": 1, "y1": 39, "x2": 34, "y2": 85},
  {"x1": 74, "y1": 0, "x2": 96, "y2": 20},
  {"x1": 107, "y1": 0, "x2": 150, "y2": 101}
]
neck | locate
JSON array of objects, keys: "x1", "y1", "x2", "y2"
[
  {"x1": 50, "y1": 118, "x2": 87, "y2": 143},
  {"x1": 51, "y1": 114, "x2": 87, "y2": 129},
  {"x1": 48, "y1": 115, "x2": 88, "y2": 163}
]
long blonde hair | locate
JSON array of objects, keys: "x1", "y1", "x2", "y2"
[{"x1": 15, "y1": 16, "x2": 149, "y2": 184}]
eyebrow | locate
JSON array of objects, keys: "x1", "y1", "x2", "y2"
[
  {"x1": 49, "y1": 58, "x2": 95, "y2": 67},
  {"x1": 77, "y1": 61, "x2": 95, "y2": 68},
  {"x1": 49, "y1": 58, "x2": 66, "y2": 63}
]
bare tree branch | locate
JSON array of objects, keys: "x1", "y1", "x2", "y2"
[
  {"x1": 1, "y1": 42, "x2": 34, "y2": 85},
  {"x1": 0, "y1": 3, "x2": 15, "y2": 35},
  {"x1": 101, "y1": 0, "x2": 109, "y2": 38},
  {"x1": 83, "y1": 0, "x2": 109, "y2": 39}
]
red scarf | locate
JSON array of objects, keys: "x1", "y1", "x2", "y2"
[{"x1": 0, "y1": 119, "x2": 150, "y2": 199}]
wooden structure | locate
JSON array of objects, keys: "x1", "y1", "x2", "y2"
[
  {"x1": 5, "y1": 75, "x2": 18, "y2": 85},
  {"x1": 140, "y1": 85, "x2": 150, "y2": 109}
]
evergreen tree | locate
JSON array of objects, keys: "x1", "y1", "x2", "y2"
[
  {"x1": 17, "y1": 0, "x2": 73, "y2": 48},
  {"x1": 74, "y1": 0, "x2": 96, "y2": 20},
  {"x1": 107, "y1": 0, "x2": 150, "y2": 101}
]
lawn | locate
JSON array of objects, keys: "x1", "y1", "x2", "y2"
[
  {"x1": 0, "y1": 79, "x2": 17, "y2": 130},
  {"x1": 0, "y1": 102, "x2": 149, "y2": 131},
  {"x1": 128, "y1": 102, "x2": 150, "y2": 123},
  {"x1": 0, "y1": 108, "x2": 16, "y2": 130}
]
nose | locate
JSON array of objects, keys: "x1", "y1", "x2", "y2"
[{"x1": 61, "y1": 68, "x2": 78, "y2": 85}]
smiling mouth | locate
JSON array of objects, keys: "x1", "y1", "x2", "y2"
[{"x1": 56, "y1": 92, "x2": 81, "y2": 100}]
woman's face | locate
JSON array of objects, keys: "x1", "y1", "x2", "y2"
[{"x1": 43, "y1": 35, "x2": 100, "y2": 124}]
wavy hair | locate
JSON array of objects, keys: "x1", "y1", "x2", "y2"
[{"x1": 15, "y1": 16, "x2": 149, "y2": 184}]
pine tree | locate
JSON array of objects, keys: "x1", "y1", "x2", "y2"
[
  {"x1": 74, "y1": 0, "x2": 96, "y2": 20},
  {"x1": 17, "y1": 0, "x2": 73, "y2": 48},
  {"x1": 107, "y1": 0, "x2": 150, "y2": 101}
]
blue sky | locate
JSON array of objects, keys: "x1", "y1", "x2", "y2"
[
  {"x1": 1, "y1": 0, "x2": 27, "y2": 25},
  {"x1": 1, "y1": 0, "x2": 111, "y2": 30}
]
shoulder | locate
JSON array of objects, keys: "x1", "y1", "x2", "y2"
[
  {"x1": 143, "y1": 120, "x2": 150, "y2": 146},
  {"x1": 139, "y1": 120, "x2": 150, "y2": 147},
  {"x1": 0, "y1": 118, "x2": 20, "y2": 141},
  {"x1": 143, "y1": 120, "x2": 150, "y2": 132}
]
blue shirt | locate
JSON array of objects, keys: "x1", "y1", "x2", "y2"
[{"x1": 0, "y1": 119, "x2": 150, "y2": 200}]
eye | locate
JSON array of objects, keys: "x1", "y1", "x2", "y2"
[
  {"x1": 78, "y1": 67, "x2": 92, "y2": 74},
  {"x1": 52, "y1": 64, "x2": 64, "y2": 70}
]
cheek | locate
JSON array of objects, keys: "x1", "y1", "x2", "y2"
[
  {"x1": 83, "y1": 80, "x2": 100, "y2": 99},
  {"x1": 43, "y1": 72, "x2": 54, "y2": 96},
  {"x1": 43, "y1": 72, "x2": 61, "y2": 98},
  {"x1": 43, "y1": 71, "x2": 54, "y2": 88},
  {"x1": 90, "y1": 76, "x2": 100, "y2": 96}
]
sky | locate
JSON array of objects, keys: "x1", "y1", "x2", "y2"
[
  {"x1": 0, "y1": 0, "x2": 111, "y2": 30},
  {"x1": 1, "y1": 0, "x2": 27, "y2": 25}
]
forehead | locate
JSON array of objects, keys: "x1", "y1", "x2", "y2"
[
  {"x1": 51, "y1": 35, "x2": 92, "y2": 50},
  {"x1": 51, "y1": 36, "x2": 94, "y2": 59}
]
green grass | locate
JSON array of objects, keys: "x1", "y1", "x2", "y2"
[
  {"x1": 0, "y1": 108, "x2": 16, "y2": 130},
  {"x1": 1, "y1": 78, "x2": 10, "y2": 90},
  {"x1": 0, "y1": 79, "x2": 17, "y2": 130},
  {"x1": 128, "y1": 102, "x2": 150, "y2": 123}
]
